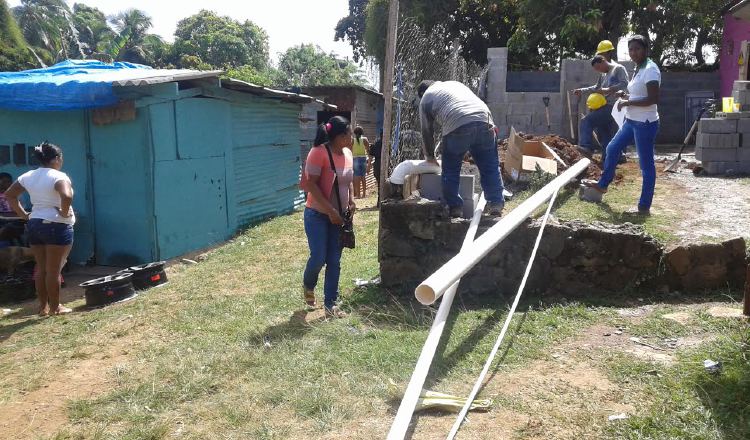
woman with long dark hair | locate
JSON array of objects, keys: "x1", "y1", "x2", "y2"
[
  {"x1": 300, "y1": 116, "x2": 355, "y2": 318},
  {"x1": 5, "y1": 142, "x2": 75, "y2": 316},
  {"x1": 584, "y1": 35, "x2": 661, "y2": 216}
]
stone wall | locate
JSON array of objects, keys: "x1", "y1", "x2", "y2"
[{"x1": 380, "y1": 199, "x2": 748, "y2": 296}]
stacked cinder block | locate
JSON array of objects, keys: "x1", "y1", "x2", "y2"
[{"x1": 695, "y1": 81, "x2": 750, "y2": 174}]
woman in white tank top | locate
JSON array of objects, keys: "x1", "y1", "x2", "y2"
[{"x1": 5, "y1": 142, "x2": 75, "y2": 316}]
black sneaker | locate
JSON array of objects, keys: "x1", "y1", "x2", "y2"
[{"x1": 487, "y1": 202, "x2": 504, "y2": 217}]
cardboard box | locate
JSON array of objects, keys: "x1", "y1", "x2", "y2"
[{"x1": 506, "y1": 127, "x2": 558, "y2": 181}]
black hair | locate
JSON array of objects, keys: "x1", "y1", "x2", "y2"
[
  {"x1": 628, "y1": 35, "x2": 649, "y2": 50},
  {"x1": 591, "y1": 55, "x2": 606, "y2": 66},
  {"x1": 33, "y1": 141, "x2": 62, "y2": 166},
  {"x1": 417, "y1": 80, "x2": 435, "y2": 98},
  {"x1": 314, "y1": 116, "x2": 351, "y2": 146},
  {"x1": 354, "y1": 126, "x2": 364, "y2": 141},
  {"x1": 0, "y1": 172, "x2": 11, "y2": 181}
]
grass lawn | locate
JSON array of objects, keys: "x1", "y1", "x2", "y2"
[{"x1": 1, "y1": 188, "x2": 748, "y2": 439}]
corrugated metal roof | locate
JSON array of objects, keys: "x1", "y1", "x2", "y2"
[
  {"x1": 112, "y1": 70, "x2": 224, "y2": 87},
  {"x1": 221, "y1": 78, "x2": 337, "y2": 109}
]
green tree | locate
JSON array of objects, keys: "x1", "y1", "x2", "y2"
[
  {"x1": 13, "y1": 0, "x2": 85, "y2": 61},
  {"x1": 173, "y1": 10, "x2": 269, "y2": 70},
  {"x1": 106, "y1": 9, "x2": 159, "y2": 64},
  {"x1": 630, "y1": 0, "x2": 724, "y2": 67},
  {"x1": 0, "y1": 0, "x2": 37, "y2": 70},
  {"x1": 276, "y1": 44, "x2": 365, "y2": 87},
  {"x1": 72, "y1": 3, "x2": 114, "y2": 57},
  {"x1": 225, "y1": 65, "x2": 281, "y2": 88}
]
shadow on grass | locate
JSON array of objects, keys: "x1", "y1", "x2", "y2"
[
  {"x1": 694, "y1": 335, "x2": 750, "y2": 440},
  {"x1": 259, "y1": 309, "x2": 326, "y2": 343},
  {"x1": 0, "y1": 315, "x2": 42, "y2": 343}
]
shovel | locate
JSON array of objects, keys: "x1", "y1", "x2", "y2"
[
  {"x1": 542, "y1": 96, "x2": 551, "y2": 131},
  {"x1": 665, "y1": 100, "x2": 714, "y2": 173}
]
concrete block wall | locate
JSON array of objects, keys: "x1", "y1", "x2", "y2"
[
  {"x1": 485, "y1": 47, "x2": 720, "y2": 145},
  {"x1": 487, "y1": 48, "x2": 564, "y2": 138},
  {"x1": 695, "y1": 86, "x2": 750, "y2": 174}
]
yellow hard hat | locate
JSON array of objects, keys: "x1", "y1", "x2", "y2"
[
  {"x1": 596, "y1": 40, "x2": 615, "y2": 55},
  {"x1": 587, "y1": 93, "x2": 607, "y2": 110}
]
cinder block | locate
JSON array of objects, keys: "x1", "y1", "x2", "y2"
[
  {"x1": 696, "y1": 146, "x2": 738, "y2": 162},
  {"x1": 738, "y1": 118, "x2": 750, "y2": 133},
  {"x1": 738, "y1": 147, "x2": 750, "y2": 162},
  {"x1": 717, "y1": 112, "x2": 741, "y2": 120},
  {"x1": 418, "y1": 173, "x2": 475, "y2": 202},
  {"x1": 733, "y1": 89, "x2": 750, "y2": 105},
  {"x1": 699, "y1": 118, "x2": 738, "y2": 134},
  {"x1": 701, "y1": 161, "x2": 750, "y2": 175},
  {"x1": 697, "y1": 132, "x2": 740, "y2": 148},
  {"x1": 733, "y1": 81, "x2": 750, "y2": 91}
]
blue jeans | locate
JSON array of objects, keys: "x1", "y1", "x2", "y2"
[
  {"x1": 303, "y1": 208, "x2": 342, "y2": 309},
  {"x1": 579, "y1": 104, "x2": 617, "y2": 157},
  {"x1": 598, "y1": 119, "x2": 660, "y2": 210},
  {"x1": 442, "y1": 121, "x2": 505, "y2": 208}
]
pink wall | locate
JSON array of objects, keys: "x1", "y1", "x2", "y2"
[{"x1": 720, "y1": 13, "x2": 750, "y2": 97}]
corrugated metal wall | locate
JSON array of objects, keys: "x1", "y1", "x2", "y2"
[{"x1": 231, "y1": 99, "x2": 304, "y2": 227}]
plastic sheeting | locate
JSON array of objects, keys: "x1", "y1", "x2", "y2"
[{"x1": 0, "y1": 60, "x2": 198, "y2": 111}]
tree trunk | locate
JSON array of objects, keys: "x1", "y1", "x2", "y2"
[{"x1": 694, "y1": 28, "x2": 708, "y2": 66}]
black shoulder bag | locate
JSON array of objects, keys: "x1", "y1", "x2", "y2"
[{"x1": 324, "y1": 144, "x2": 355, "y2": 249}]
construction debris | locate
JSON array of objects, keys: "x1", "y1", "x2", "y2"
[{"x1": 498, "y1": 132, "x2": 619, "y2": 182}]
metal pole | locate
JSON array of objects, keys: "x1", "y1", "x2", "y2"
[
  {"x1": 379, "y1": 0, "x2": 399, "y2": 194},
  {"x1": 387, "y1": 195, "x2": 487, "y2": 440},
  {"x1": 415, "y1": 159, "x2": 591, "y2": 305}
]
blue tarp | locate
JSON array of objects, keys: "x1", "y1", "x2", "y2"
[{"x1": 0, "y1": 60, "x2": 156, "y2": 111}]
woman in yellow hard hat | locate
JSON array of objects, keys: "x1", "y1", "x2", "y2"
[
  {"x1": 583, "y1": 35, "x2": 661, "y2": 217},
  {"x1": 574, "y1": 54, "x2": 629, "y2": 161}
]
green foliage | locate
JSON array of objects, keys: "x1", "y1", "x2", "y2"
[
  {"x1": 13, "y1": 0, "x2": 85, "y2": 62},
  {"x1": 225, "y1": 65, "x2": 281, "y2": 88},
  {"x1": 276, "y1": 44, "x2": 366, "y2": 87},
  {"x1": 0, "y1": 0, "x2": 37, "y2": 70},
  {"x1": 173, "y1": 10, "x2": 269, "y2": 70},
  {"x1": 339, "y1": 0, "x2": 723, "y2": 70},
  {"x1": 72, "y1": 3, "x2": 113, "y2": 57}
]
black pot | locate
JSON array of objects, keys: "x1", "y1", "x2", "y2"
[
  {"x1": 0, "y1": 272, "x2": 35, "y2": 303},
  {"x1": 117, "y1": 261, "x2": 167, "y2": 291},
  {"x1": 80, "y1": 273, "x2": 136, "y2": 307}
]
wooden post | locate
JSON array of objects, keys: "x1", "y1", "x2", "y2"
[
  {"x1": 379, "y1": 0, "x2": 399, "y2": 195},
  {"x1": 744, "y1": 264, "x2": 750, "y2": 317}
]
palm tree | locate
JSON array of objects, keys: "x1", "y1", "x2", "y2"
[
  {"x1": 107, "y1": 9, "x2": 155, "y2": 64},
  {"x1": 13, "y1": 0, "x2": 85, "y2": 62}
]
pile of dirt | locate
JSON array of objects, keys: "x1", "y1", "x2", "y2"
[{"x1": 498, "y1": 132, "x2": 616, "y2": 181}]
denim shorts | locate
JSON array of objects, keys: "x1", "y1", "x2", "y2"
[
  {"x1": 353, "y1": 157, "x2": 367, "y2": 177},
  {"x1": 26, "y1": 219, "x2": 74, "y2": 246}
]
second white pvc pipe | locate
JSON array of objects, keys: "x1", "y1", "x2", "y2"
[{"x1": 414, "y1": 159, "x2": 591, "y2": 305}]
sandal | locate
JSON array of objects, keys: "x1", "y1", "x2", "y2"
[
  {"x1": 325, "y1": 306, "x2": 347, "y2": 319},
  {"x1": 303, "y1": 287, "x2": 316, "y2": 308},
  {"x1": 53, "y1": 306, "x2": 72, "y2": 315},
  {"x1": 581, "y1": 179, "x2": 607, "y2": 194}
]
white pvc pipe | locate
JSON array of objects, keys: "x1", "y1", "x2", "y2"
[
  {"x1": 389, "y1": 159, "x2": 442, "y2": 185},
  {"x1": 446, "y1": 188, "x2": 560, "y2": 440},
  {"x1": 386, "y1": 194, "x2": 487, "y2": 440},
  {"x1": 414, "y1": 159, "x2": 590, "y2": 305}
]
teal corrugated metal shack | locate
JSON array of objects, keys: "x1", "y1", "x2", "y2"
[{"x1": 0, "y1": 63, "x2": 332, "y2": 266}]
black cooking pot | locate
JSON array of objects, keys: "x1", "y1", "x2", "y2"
[
  {"x1": 80, "y1": 273, "x2": 136, "y2": 307},
  {"x1": 0, "y1": 272, "x2": 35, "y2": 303},
  {"x1": 117, "y1": 261, "x2": 167, "y2": 290}
]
